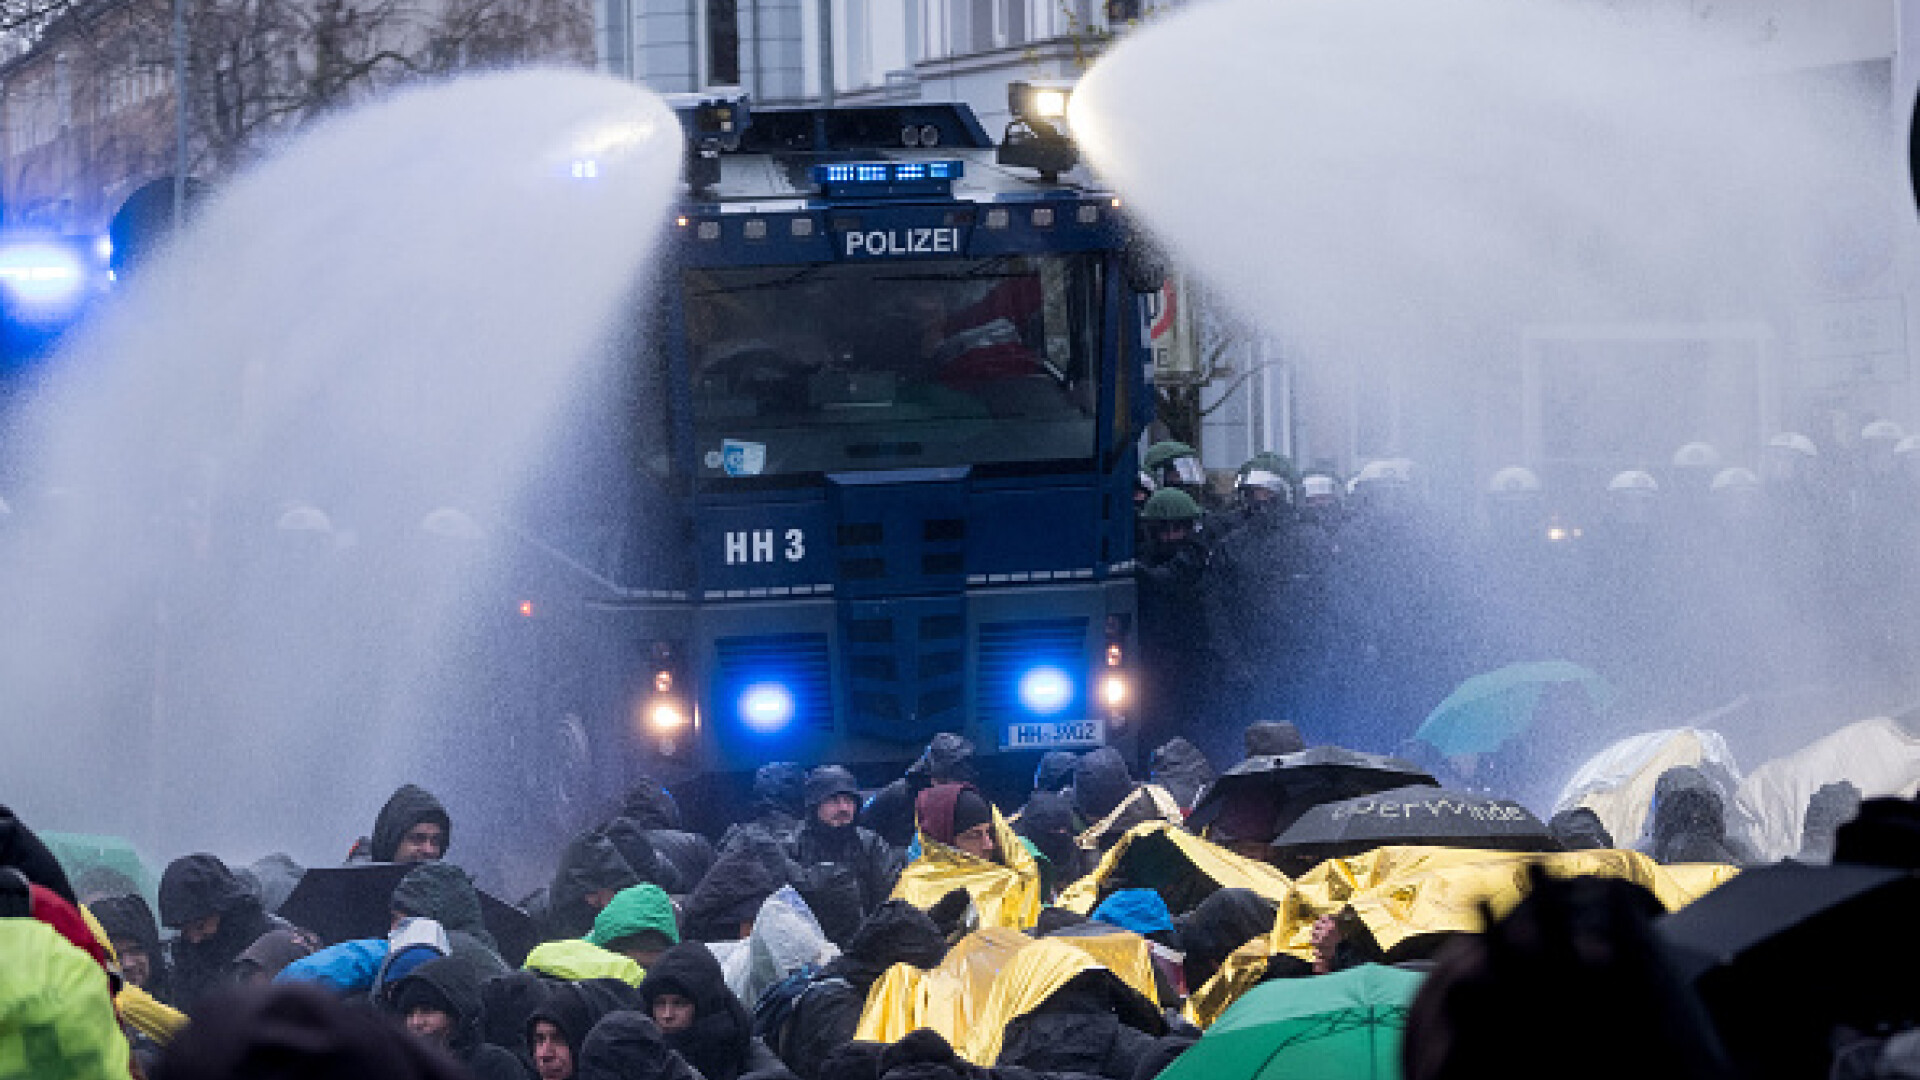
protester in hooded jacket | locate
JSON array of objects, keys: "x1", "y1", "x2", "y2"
[
  {"x1": 722, "y1": 763, "x2": 808, "y2": 853},
  {"x1": 153, "y1": 984, "x2": 470, "y2": 1080},
  {"x1": 1147, "y1": 739, "x2": 1216, "y2": 813},
  {"x1": 533, "y1": 831, "x2": 644, "y2": 942},
  {"x1": 1173, "y1": 888, "x2": 1276, "y2": 991},
  {"x1": 1012, "y1": 791, "x2": 1085, "y2": 900},
  {"x1": 640, "y1": 941, "x2": 797, "y2": 1080},
  {"x1": 232, "y1": 926, "x2": 322, "y2": 985},
  {"x1": 0, "y1": 908, "x2": 132, "y2": 1077},
  {"x1": 1032, "y1": 753, "x2": 1081, "y2": 798},
  {"x1": 915, "y1": 783, "x2": 1003, "y2": 865},
  {"x1": 685, "y1": 837, "x2": 790, "y2": 943},
  {"x1": 762, "y1": 901, "x2": 949, "y2": 1080},
  {"x1": 527, "y1": 979, "x2": 650, "y2": 1080},
  {"x1": 482, "y1": 970, "x2": 553, "y2": 1073},
  {"x1": 1645, "y1": 767, "x2": 1744, "y2": 866},
  {"x1": 862, "y1": 735, "x2": 979, "y2": 849},
  {"x1": 587, "y1": 882, "x2": 682, "y2": 967},
  {"x1": 778, "y1": 767, "x2": 904, "y2": 945},
  {"x1": 714, "y1": 886, "x2": 839, "y2": 1008},
  {"x1": 391, "y1": 860, "x2": 510, "y2": 975},
  {"x1": 606, "y1": 779, "x2": 719, "y2": 897},
  {"x1": 1073, "y1": 749, "x2": 1183, "y2": 854},
  {"x1": 159, "y1": 852, "x2": 293, "y2": 1011},
  {"x1": 354, "y1": 783, "x2": 454, "y2": 864},
  {"x1": 578, "y1": 1011, "x2": 707, "y2": 1080},
  {"x1": 994, "y1": 969, "x2": 1166, "y2": 1080},
  {"x1": 385, "y1": 955, "x2": 527, "y2": 1080},
  {"x1": 91, "y1": 892, "x2": 174, "y2": 1002}
]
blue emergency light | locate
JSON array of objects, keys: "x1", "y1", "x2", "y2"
[
  {"x1": 810, "y1": 160, "x2": 963, "y2": 198},
  {"x1": 738, "y1": 682, "x2": 797, "y2": 734}
]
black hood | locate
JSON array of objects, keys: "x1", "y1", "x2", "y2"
[
  {"x1": 1549, "y1": 808, "x2": 1614, "y2": 851},
  {"x1": 555, "y1": 832, "x2": 642, "y2": 906},
  {"x1": 480, "y1": 970, "x2": 551, "y2": 1059},
  {"x1": 390, "y1": 955, "x2": 487, "y2": 1050},
  {"x1": 1014, "y1": 791, "x2": 1080, "y2": 877},
  {"x1": 158, "y1": 853, "x2": 251, "y2": 928},
  {"x1": 391, "y1": 861, "x2": 495, "y2": 950},
  {"x1": 90, "y1": 892, "x2": 163, "y2": 957},
  {"x1": 805, "y1": 765, "x2": 863, "y2": 812},
  {"x1": 640, "y1": 942, "x2": 754, "y2": 1080},
  {"x1": 1834, "y1": 794, "x2": 1920, "y2": 869},
  {"x1": 753, "y1": 763, "x2": 807, "y2": 820},
  {"x1": 152, "y1": 984, "x2": 470, "y2": 1080},
  {"x1": 579, "y1": 1011, "x2": 703, "y2": 1080},
  {"x1": 1033, "y1": 752, "x2": 1081, "y2": 794},
  {"x1": 1176, "y1": 888, "x2": 1277, "y2": 984},
  {"x1": 1648, "y1": 768, "x2": 1734, "y2": 863},
  {"x1": 908, "y1": 734, "x2": 977, "y2": 784},
  {"x1": 0, "y1": 804, "x2": 76, "y2": 904},
  {"x1": 527, "y1": 980, "x2": 644, "y2": 1058},
  {"x1": 1149, "y1": 738, "x2": 1216, "y2": 809},
  {"x1": 1073, "y1": 748, "x2": 1136, "y2": 822},
  {"x1": 622, "y1": 779, "x2": 685, "y2": 831},
  {"x1": 829, "y1": 900, "x2": 947, "y2": 986},
  {"x1": 372, "y1": 785, "x2": 452, "y2": 863},
  {"x1": 683, "y1": 840, "x2": 785, "y2": 941}
]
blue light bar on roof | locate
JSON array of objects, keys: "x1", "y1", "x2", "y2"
[{"x1": 810, "y1": 160, "x2": 964, "y2": 197}]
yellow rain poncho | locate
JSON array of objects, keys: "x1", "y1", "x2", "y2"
[
  {"x1": 854, "y1": 927, "x2": 1159, "y2": 1064},
  {"x1": 523, "y1": 938, "x2": 645, "y2": 986},
  {"x1": 891, "y1": 808, "x2": 1042, "y2": 930},
  {"x1": 1057, "y1": 821, "x2": 1293, "y2": 915},
  {"x1": 1, "y1": 919, "x2": 134, "y2": 1077}
]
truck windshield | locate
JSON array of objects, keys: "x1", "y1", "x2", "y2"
[{"x1": 684, "y1": 254, "x2": 1102, "y2": 480}]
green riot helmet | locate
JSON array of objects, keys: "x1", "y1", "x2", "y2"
[
  {"x1": 1140, "y1": 488, "x2": 1203, "y2": 522},
  {"x1": 1235, "y1": 452, "x2": 1295, "y2": 509},
  {"x1": 1144, "y1": 441, "x2": 1205, "y2": 489}
]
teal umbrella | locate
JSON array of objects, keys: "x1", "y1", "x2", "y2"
[
  {"x1": 40, "y1": 831, "x2": 157, "y2": 910},
  {"x1": 1413, "y1": 661, "x2": 1612, "y2": 757},
  {"x1": 1162, "y1": 964, "x2": 1425, "y2": 1080}
]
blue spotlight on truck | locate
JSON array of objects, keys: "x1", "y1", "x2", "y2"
[
  {"x1": 738, "y1": 682, "x2": 797, "y2": 733},
  {"x1": 1017, "y1": 665, "x2": 1075, "y2": 717}
]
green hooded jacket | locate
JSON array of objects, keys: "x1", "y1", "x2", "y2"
[{"x1": 585, "y1": 883, "x2": 680, "y2": 950}]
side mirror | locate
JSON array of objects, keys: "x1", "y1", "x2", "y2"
[{"x1": 1123, "y1": 237, "x2": 1167, "y2": 294}]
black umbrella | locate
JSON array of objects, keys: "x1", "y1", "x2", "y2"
[
  {"x1": 1268, "y1": 785, "x2": 1559, "y2": 872},
  {"x1": 276, "y1": 863, "x2": 538, "y2": 967},
  {"x1": 1658, "y1": 862, "x2": 1920, "y2": 1080},
  {"x1": 1188, "y1": 747, "x2": 1440, "y2": 844}
]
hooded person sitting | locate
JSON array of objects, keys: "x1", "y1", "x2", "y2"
[
  {"x1": 276, "y1": 915, "x2": 450, "y2": 997},
  {"x1": 1148, "y1": 738, "x2": 1216, "y2": 813},
  {"x1": 639, "y1": 941, "x2": 797, "y2": 1080},
  {"x1": 994, "y1": 966, "x2": 1167, "y2": 1080},
  {"x1": 586, "y1": 883, "x2": 682, "y2": 968},
  {"x1": 1645, "y1": 767, "x2": 1743, "y2": 866},
  {"x1": 1032, "y1": 753, "x2": 1081, "y2": 798},
  {"x1": 778, "y1": 766, "x2": 904, "y2": 946},
  {"x1": 578, "y1": 1011, "x2": 706, "y2": 1080},
  {"x1": 526, "y1": 980, "x2": 650, "y2": 1080},
  {"x1": 1012, "y1": 791, "x2": 1085, "y2": 900},
  {"x1": 1174, "y1": 887, "x2": 1278, "y2": 991},
  {"x1": 353, "y1": 784, "x2": 454, "y2": 864},
  {"x1": 916, "y1": 784, "x2": 1003, "y2": 865},
  {"x1": 761, "y1": 900, "x2": 949, "y2": 1080},
  {"x1": 384, "y1": 954, "x2": 527, "y2": 1080},
  {"x1": 159, "y1": 852, "x2": 293, "y2": 1011},
  {"x1": 723, "y1": 763, "x2": 809, "y2": 850},
  {"x1": 1072, "y1": 749, "x2": 1184, "y2": 855},
  {"x1": 685, "y1": 835, "x2": 791, "y2": 943},
  {"x1": 534, "y1": 830, "x2": 644, "y2": 942},
  {"x1": 606, "y1": 778, "x2": 719, "y2": 897},
  {"x1": 391, "y1": 860, "x2": 509, "y2": 975},
  {"x1": 91, "y1": 892, "x2": 172, "y2": 1002},
  {"x1": 713, "y1": 886, "x2": 838, "y2": 1008},
  {"x1": 862, "y1": 735, "x2": 979, "y2": 849}
]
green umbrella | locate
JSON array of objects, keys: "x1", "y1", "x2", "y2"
[
  {"x1": 1413, "y1": 661, "x2": 1612, "y2": 757},
  {"x1": 1161, "y1": 964, "x2": 1425, "y2": 1080},
  {"x1": 40, "y1": 831, "x2": 157, "y2": 909}
]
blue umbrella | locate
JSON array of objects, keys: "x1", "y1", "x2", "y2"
[{"x1": 1413, "y1": 661, "x2": 1612, "y2": 757}]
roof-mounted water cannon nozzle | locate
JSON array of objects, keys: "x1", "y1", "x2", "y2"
[
  {"x1": 667, "y1": 90, "x2": 752, "y2": 195},
  {"x1": 998, "y1": 80, "x2": 1079, "y2": 183}
]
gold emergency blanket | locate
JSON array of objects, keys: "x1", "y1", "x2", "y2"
[
  {"x1": 854, "y1": 927, "x2": 1160, "y2": 1065},
  {"x1": 1182, "y1": 846, "x2": 1738, "y2": 1028},
  {"x1": 1057, "y1": 821, "x2": 1294, "y2": 915},
  {"x1": 890, "y1": 809, "x2": 1042, "y2": 930}
]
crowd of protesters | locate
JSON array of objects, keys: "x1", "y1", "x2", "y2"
[{"x1": 9, "y1": 715, "x2": 1920, "y2": 1080}]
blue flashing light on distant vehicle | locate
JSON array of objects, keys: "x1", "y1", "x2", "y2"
[
  {"x1": 1018, "y1": 666, "x2": 1076, "y2": 717},
  {"x1": 738, "y1": 682, "x2": 797, "y2": 734}
]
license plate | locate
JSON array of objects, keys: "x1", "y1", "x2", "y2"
[{"x1": 1002, "y1": 718, "x2": 1105, "y2": 750}]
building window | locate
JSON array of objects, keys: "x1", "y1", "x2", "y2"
[{"x1": 708, "y1": 0, "x2": 740, "y2": 84}]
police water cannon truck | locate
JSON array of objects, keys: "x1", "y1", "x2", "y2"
[{"x1": 513, "y1": 86, "x2": 1157, "y2": 810}]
